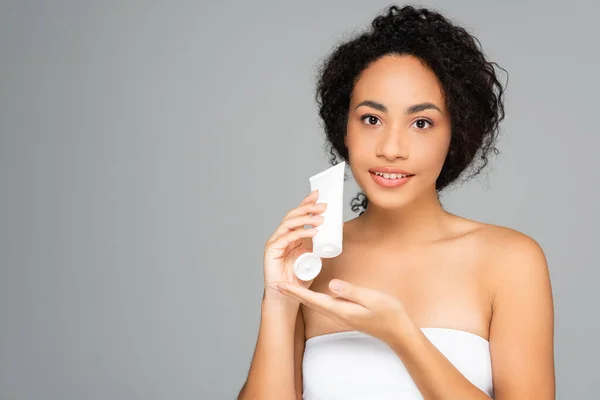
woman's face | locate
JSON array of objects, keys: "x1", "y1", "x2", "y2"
[{"x1": 345, "y1": 54, "x2": 452, "y2": 209}]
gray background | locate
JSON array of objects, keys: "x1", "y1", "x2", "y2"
[{"x1": 1, "y1": 1, "x2": 598, "y2": 399}]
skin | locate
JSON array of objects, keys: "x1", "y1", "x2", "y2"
[
  {"x1": 276, "y1": 54, "x2": 555, "y2": 398},
  {"x1": 307, "y1": 54, "x2": 480, "y2": 335}
]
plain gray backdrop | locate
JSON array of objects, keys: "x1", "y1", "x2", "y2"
[{"x1": 1, "y1": 1, "x2": 598, "y2": 399}]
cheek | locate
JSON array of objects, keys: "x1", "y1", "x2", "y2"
[
  {"x1": 413, "y1": 134, "x2": 450, "y2": 171},
  {"x1": 345, "y1": 125, "x2": 450, "y2": 173},
  {"x1": 345, "y1": 131, "x2": 369, "y2": 162}
]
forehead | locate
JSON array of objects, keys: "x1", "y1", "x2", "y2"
[{"x1": 351, "y1": 54, "x2": 445, "y2": 110}]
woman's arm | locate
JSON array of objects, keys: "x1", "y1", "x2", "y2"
[
  {"x1": 387, "y1": 231, "x2": 555, "y2": 399},
  {"x1": 387, "y1": 318, "x2": 496, "y2": 399},
  {"x1": 487, "y1": 233, "x2": 555, "y2": 399},
  {"x1": 237, "y1": 292, "x2": 301, "y2": 400},
  {"x1": 293, "y1": 307, "x2": 306, "y2": 400}
]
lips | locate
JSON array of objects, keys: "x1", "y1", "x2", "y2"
[
  {"x1": 369, "y1": 171, "x2": 413, "y2": 188},
  {"x1": 368, "y1": 167, "x2": 414, "y2": 175}
]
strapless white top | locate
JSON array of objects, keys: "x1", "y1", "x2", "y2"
[{"x1": 302, "y1": 328, "x2": 494, "y2": 399}]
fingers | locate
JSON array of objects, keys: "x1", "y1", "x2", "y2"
[
  {"x1": 293, "y1": 202, "x2": 328, "y2": 218},
  {"x1": 290, "y1": 190, "x2": 327, "y2": 216},
  {"x1": 329, "y1": 281, "x2": 370, "y2": 309},
  {"x1": 266, "y1": 191, "x2": 327, "y2": 246},
  {"x1": 299, "y1": 189, "x2": 320, "y2": 207},
  {"x1": 267, "y1": 225, "x2": 319, "y2": 253},
  {"x1": 268, "y1": 213, "x2": 324, "y2": 244},
  {"x1": 273, "y1": 283, "x2": 360, "y2": 322}
]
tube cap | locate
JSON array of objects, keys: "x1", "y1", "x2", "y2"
[{"x1": 293, "y1": 252, "x2": 322, "y2": 281}]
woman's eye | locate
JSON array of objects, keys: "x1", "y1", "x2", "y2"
[
  {"x1": 412, "y1": 118, "x2": 434, "y2": 130},
  {"x1": 361, "y1": 115, "x2": 381, "y2": 126}
]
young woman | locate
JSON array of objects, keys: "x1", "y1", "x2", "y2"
[{"x1": 238, "y1": 5, "x2": 555, "y2": 400}]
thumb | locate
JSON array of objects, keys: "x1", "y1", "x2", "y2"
[
  {"x1": 300, "y1": 235, "x2": 314, "y2": 252},
  {"x1": 329, "y1": 279, "x2": 376, "y2": 309},
  {"x1": 292, "y1": 246, "x2": 313, "y2": 262}
]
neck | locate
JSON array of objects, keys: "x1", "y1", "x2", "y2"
[{"x1": 356, "y1": 189, "x2": 453, "y2": 244}]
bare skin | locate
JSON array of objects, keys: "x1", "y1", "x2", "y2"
[
  {"x1": 296, "y1": 54, "x2": 554, "y2": 398},
  {"x1": 302, "y1": 53, "x2": 495, "y2": 341},
  {"x1": 240, "y1": 53, "x2": 554, "y2": 399},
  {"x1": 302, "y1": 214, "x2": 495, "y2": 342}
]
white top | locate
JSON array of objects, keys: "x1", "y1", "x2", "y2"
[{"x1": 302, "y1": 328, "x2": 494, "y2": 400}]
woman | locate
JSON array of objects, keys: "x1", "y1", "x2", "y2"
[{"x1": 239, "y1": 4, "x2": 555, "y2": 400}]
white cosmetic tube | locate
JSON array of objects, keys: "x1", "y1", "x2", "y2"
[{"x1": 293, "y1": 161, "x2": 345, "y2": 281}]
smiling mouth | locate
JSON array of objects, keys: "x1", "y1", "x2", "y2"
[
  {"x1": 370, "y1": 171, "x2": 415, "y2": 179},
  {"x1": 369, "y1": 171, "x2": 414, "y2": 188}
]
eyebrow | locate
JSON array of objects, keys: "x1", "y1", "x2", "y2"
[{"x1": 354, "y1": 100, "x2": 442, "y2": 115}]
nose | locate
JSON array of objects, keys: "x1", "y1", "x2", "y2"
[{"x1": 376, "y1": 127, "x2": 409, "y2": 161}]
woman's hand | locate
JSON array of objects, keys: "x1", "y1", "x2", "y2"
[
  {"x1": 269, "y1": 279, "x2": 411, "y2": 344},
  {"x1": 263, "y1": 190, "x2": 327, "y2": 305}
]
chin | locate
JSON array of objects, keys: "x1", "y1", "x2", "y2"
[
  {"x1": 358, "y1": 184, "x2": 413, "y2": 209},
  {"x1": 364, "y1": 192, "x2": 415, "y2": 210}
]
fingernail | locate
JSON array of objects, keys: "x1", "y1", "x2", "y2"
[{"x1": 330, "y1": 280, "x2": 343, "y2": 291}]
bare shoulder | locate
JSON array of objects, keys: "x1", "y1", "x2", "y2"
[
  {"x1": 444, "y1": 218, "x2": 551, "y2": 298},
  {"x1": 469, "y1": 223, "x2": 555, "y2": 397},
  {"x1": 472, "y1": 223, "x2": 549, "y2": 275},
  {"x1": 462, "y1": 221, "x2": 549, "y2": 281}
]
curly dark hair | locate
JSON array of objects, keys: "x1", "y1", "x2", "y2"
[{"x1": 313, "y1": 4, "x2": 507, "y2": 215}]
